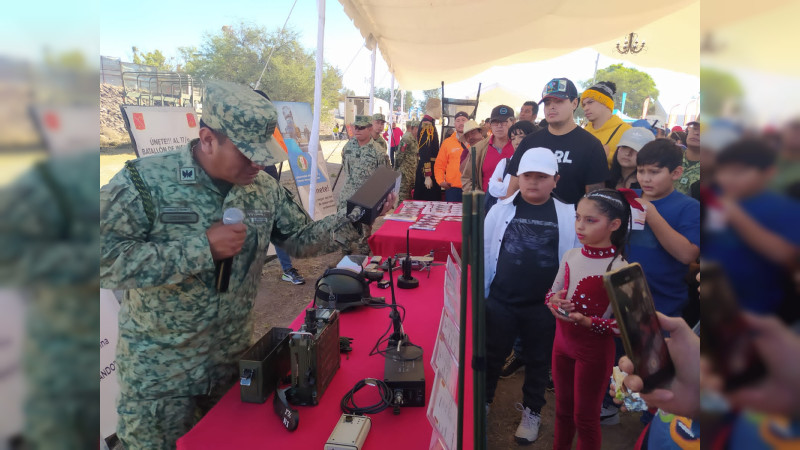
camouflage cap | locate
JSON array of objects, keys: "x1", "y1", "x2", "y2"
[
  {"x1": 407, "y1": 120, "x2": 420, "y2": 128},
  {"x1": 200, "y1": 80, "x2": 287, "y2": 166},
  {"x1": 354, "y1": 115, "x2": 372, "y2": 127},
  {"x1": 371, "y1": 113, "x2": 386, "y2": 123}
]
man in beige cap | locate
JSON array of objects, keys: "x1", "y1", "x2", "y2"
[{"x1": 101, "y1": 81, "x2": 392, "y2": 449}]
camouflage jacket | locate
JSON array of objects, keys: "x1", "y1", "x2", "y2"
[
  {"x1": 100, "y1": 148, "x2": 361, "y2": 394},
  {"x1": 394, "y1": 132, "x2": 419, "y2": 202},
  {"x1": 372, "y1": 136, "x2": 391, "y2": 166},
  {"x1": 338, "y1": 138, "x2": 389, "y2": 209}
]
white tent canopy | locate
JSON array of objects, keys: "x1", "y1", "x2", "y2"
[
  {"x1": 338, "y1": 0, "x2": 699, "y2": 90},
  {"x1": 471, "y1": 84, "x2": 532, "y2": 122},
  {"x1": 701, "y1": 0, "x2": 800, "y2": 77}
]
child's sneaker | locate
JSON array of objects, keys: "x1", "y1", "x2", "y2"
[
  {"x1": 600, "y1": 404, "x2": 620, "y2": 425},
  {"x1": 514, "y1": 403, "x2": 541, "y2": 445}
]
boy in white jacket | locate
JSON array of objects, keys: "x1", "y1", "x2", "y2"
[{"x1": 483, "y1": 147, "x2": 581, "y2": 444}]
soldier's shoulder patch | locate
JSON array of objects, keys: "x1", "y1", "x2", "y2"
[{"x1": 178, "y1": 167, "x2": 196, "y2": 183}]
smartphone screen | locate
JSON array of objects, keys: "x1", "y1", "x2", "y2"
[
  {"x1": 700, "y1": 262, "x2": 766, "y2": 391},
  {"x1": 604, "y1": 263, "x2": 675, "y2": 393}
]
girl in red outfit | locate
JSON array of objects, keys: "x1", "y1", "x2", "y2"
[{"x1": 546, "y1": 188, "x2": 642, "y2": 450}]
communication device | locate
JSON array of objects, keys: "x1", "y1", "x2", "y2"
[
  {"x1": 604, "y1": 263, "x2": 675, "y2": 393},
  {"x1": 700, "y1": 262, "x2": 766, "y2": 391}
]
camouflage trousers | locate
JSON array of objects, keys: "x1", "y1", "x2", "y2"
[
  {"x1": 24, "y1": 287, "x2": 98, "y2": 450},
  {"x1": 115, "y1": 310, "x2": 253, "y2": 450},
  {"x1": 116, "y1": 360, "x2": 239, "y2": 450}
]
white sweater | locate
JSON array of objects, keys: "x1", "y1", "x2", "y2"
[{"x1": 483, "y1": 191, "x2": 581, "y2": 297}]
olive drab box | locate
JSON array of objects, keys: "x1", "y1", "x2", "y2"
[{"x1": 239, "y1": 327, "x2": 292, "y2": 404}]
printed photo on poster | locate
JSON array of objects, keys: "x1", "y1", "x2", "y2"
[{"x1": 273, "y1": 101, "x2": 327, "y2": 187}]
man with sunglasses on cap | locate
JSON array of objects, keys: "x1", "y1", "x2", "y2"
[
  {"x1": 462, "y1": 105, "x2": 516, "y2": 195},
  {"x1": 100, "y1": 81, "x2": 393, "y2": 449},
  {"x1": 506, "y1": 78, "x2": 609, "y2": 205},
  {"x1": 338, "y1": 114, "x2": 391, "y2": 253}
]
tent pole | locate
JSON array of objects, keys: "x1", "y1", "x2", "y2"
[
  {"x1": 369, "y1": 46, "x2": 376, "y2": 115},
  {"x1": 389, "y1": 74, "x2": 395, "y2": 163},
  {"x1": 390, "y1": 75, "x2": 395, "y2": 122},
  {"x1": 308, "y1": 0, "x2": 325, "y2": 219},
  {"x1": 457, "y1": 192, "x2": 471, "y2": 450}
]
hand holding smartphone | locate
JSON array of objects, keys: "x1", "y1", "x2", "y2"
[
  {"x1": 700, "y1": 262, "x2": 766, "y2": 391},
  {"x1": 604, "y1": 263, "x2": 675, "y2": 393}
]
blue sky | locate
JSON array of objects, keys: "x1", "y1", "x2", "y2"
[
  {"x1": 94, "y1": 0, "x2": 699, "y2": 109},
  {"x1": 98, "y1": 0, "x2": 388, "y2": 94},
  {"x1": 1, "y1": 0, "x2": 699, "y2": 112}
]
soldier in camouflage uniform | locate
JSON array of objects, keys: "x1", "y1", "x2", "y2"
[
  {"x1": 100, "y1": 81, "x2": 390, "y2": 449},
  {"x1": 370, "y1": 113, "x2": 391, "y2": 166},
  {"x1": 337, "y1": 115, "x2": 390, "y2": 254},
  {"x1": 394, "y1": 120, "x2": 420, "y2": 202},
  {"x1": 0, "y1": 151, "x2": 100, "y2": 450}
]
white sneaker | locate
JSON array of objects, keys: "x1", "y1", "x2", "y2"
[
  {"x1": 600, "y1": 404, "x2": 620, "y2": 425},
  {"x1": 514, "y1": 403, "x2": 541, "y2": 445}
]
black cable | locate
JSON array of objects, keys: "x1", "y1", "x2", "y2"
[
  {"x1": 363, "y1": 270, "x2": 423, "y2": 361},
  {"x1": 340, "y1": 378, "x2": 394, "y2": 415}
]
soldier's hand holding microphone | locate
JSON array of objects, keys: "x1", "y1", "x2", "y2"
[{"x1": 206, "y1": 208, "x2": 246, "y2": 291}]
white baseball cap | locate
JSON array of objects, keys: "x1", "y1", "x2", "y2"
[
  {"x1": 517, "y1": 147, "x2": 558, "y2": 176},
  {"x1": 617, "y1": 127, "x2": 656, "y2": 152},
  {"x1": 701, "y1": 126, "x2": 741, "y2": 153}
]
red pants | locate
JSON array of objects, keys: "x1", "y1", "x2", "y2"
[{"x1": 552, "y1": 322, "x2": 615, "y2": 450}]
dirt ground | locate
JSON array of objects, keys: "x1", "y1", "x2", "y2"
[
  {"x1": 100, "y1": 140, "x2": 641, "y2": 449},
  {"x1": 488, "y1": 371, "x2": 643, "y2": 449}
]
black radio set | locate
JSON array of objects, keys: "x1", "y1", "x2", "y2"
[
  {"x1": 238, "y1": 239, "x2": 428, "y2": 446},
  {"x1": 286, "y1": 308, "x2": 341, "y2": 406}
]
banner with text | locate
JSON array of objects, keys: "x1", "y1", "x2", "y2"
[
  {"x1": 100, "y1": 289, "x2": 121, "y2": 439},
  {"x1": 120, "y1": 105, "x2": 199, "y2": 158},
  {"x1": 0, "y1": 290, "x2": 25, "y2": 440},
  {"x1": 272, "y1": 101, "x2": 336, "y2": 220}
]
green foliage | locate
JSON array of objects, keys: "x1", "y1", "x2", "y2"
[
  {"x1": 176, "y1": 23, "x2": 342, "y2": 117},
  {"x1": 44, "y1": 48, "x2": 90, "y2": 70},
  {"x1": 699, "y1": 67, "x2": 744, "y2": 117},
  {"x1": 373, "y1": 88, "x2": 416, "y2": 112},
  {"x1": 580, "y1": 64, "x2": 659, "y2": 117},
  {"x1": 339, "y1": 87, "x2": 356, "y2": 102},
  {"x1": 131, "y1": 47, "x2": 174, "y2": 71}
]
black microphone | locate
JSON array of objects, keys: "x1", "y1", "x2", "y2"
[{"x1": 215, "y1": 207, "x2": 244, "y2": 292}]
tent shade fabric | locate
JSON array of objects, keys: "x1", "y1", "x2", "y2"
[{"x1": 338, "y1": 0, "x2": 699, "y2": 90}]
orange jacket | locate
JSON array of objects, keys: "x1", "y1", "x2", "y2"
[{"x1": 434, "y1": 132, "x2": 466, "y2": 188}]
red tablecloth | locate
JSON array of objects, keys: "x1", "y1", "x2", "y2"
[
  {"x1": 177, "y1": 265, "x2": 473, "y2": 449},
  {"x1": 368, "y1": 202, "x2": 462, "y2": 262}
]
